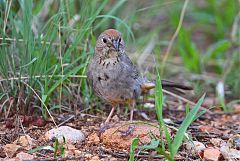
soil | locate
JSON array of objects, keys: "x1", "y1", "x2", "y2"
[{"x1": 0, "y1": 98, "x2": 239, "y2": 160}]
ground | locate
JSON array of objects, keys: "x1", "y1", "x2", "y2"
[{"x1": 1, "y1": 98, "x2": 239, "y2": 160}]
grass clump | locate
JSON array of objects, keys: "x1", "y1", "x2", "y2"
[{"x1": 130, "y1": 70, "x2": 205, "y2": 160}]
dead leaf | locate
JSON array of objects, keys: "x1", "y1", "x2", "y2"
[
  {"x1": 203, "y1": 147, "x2": 221, "y2": 161},
  {"x1": 199, "y1": 125, "x2": 222, "y2": 135}
]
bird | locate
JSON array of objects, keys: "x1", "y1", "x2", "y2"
[{"x1": 87, "y1": 29, "x2": 192, "y2": 136}]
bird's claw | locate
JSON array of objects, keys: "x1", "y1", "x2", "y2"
[
  {"x1": 97, "y1": 123, "x2": 112, "y2": 134},
  {"x1": 119, "y1": 124, "x2": 135, "y2": 137}
]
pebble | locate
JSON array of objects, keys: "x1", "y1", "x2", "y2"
[
  {"x1": 45, "y1": 126, "x2": 85, "y2": 144},
  {"x1": 185, "y1": 141, "x2": 206, "y2": 155}
]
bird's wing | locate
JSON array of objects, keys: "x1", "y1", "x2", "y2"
[{"x1": 119, "y1": 52, "x2": 139, "y2": 79}]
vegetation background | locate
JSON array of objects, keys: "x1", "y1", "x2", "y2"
[
  {"x1": 1, "y1": 0, "x2": 239, "y2": 116},
  {"x1": 0, "y1": 0, "x2": 239, "y2": 159}
]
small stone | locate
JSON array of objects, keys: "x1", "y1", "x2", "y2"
[
  {"x1": 203, "y1": 147, "x2": 221, "y2": 161},
  {"x1": 185, "y1": 141, "x2": 206, "y2": 155},
  {"x1": 16, "y1": 152, "x2": 34, "y2": 160},
  {"x1": 210, "y1": 138, "x2": 224, "y2": 147},
  {"x1": 85, "y1": 153, "x2": 92, "y2": 159},
  {"x1": 74, "y1": 150, "x2": 82, "y2": 156},
  {"x1": 163, "y1": 118, "x2": 174, "y2": 124},
  {"x1": 14, "y1": 135, "x2": 35, "y2": 150},
  {"x1": 3, "y1": 143, "x2": 21, "y2": 158},
  {"x1": 144, "y1": 103, "x2": 155, "y2": 108},
  {"x1": 111, "y1": 115, "x2": 120, "y2": 122},
  {"x1": 220, "y1": 145, "x2": 240, "y2": 159},
  {"x1": 45, "y1": 126, "x2": 85, "y2": 144},
  {"x1": 90, "y1": 155, "x2": 100, "y2": 161},
  {"x1": 228, "y1": 134, "x2": 240, "y2": 149}
]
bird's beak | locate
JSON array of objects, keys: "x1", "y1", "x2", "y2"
[{"x1": 113, "y1": 39, "x2": 119, "y2": 51}]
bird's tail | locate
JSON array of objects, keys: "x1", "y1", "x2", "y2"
[{"x1": 140, "y1": 79, "x2": 192, "y2": 94}]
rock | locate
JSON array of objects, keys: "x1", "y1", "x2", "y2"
[
  {"x1": 210, "y1": 138, "x2": 224, "y2": 147},
  {"x1": 185, "y1": 141, "x2": 206, "y2": 155},
  {"x1": 228, "y1": 134, "x2": 240, "y2": 149},
  {"x1": 100, "y1": 121, "x2": 166, "y2": 150},
  {"x1": 45, "y1": 126, "x2": 85, "y2": 144},
  {"x1": 3, "y1": 143, "x2": 21, "y2": 158},
  {"x1": 220, "y1": 145, "x2": 240, "y2": 159},
  {"x1": 74, "y1": 150, "x2": 82, "y2": 156},
  {"x1": 14, "y1": 135, "x2": 35, "y2": 150},
  {"x1": 111, "y1": 115, "x2": 120, "y2": 122},
  {"x1": 16, "y1": 152, "x2": 34, "y2": 160},
  {"x1": 203, "y1": 147, "x2": 221, "y2": 161},
  {"x1": 144, "y1": 103, "x2": 155, "y2": 108}
]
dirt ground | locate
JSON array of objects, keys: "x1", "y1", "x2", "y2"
[{"x1": 0, "y1": 98, "x2": 240, "y2": 160}]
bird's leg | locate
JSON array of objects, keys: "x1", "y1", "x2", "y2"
[
  {"x1": 120, "y1": 101, "x2": 136, "y2": 137},
  {"x1": 105, "y1": 106, "x2": 116, "y2": 123},
  {"x1": 99, "y1": 106, "x2": 116, "y2": 134}
]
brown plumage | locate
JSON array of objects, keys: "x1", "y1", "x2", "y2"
[{"x1": 87, "y1": 29, "x2": 191, "y2": 134}]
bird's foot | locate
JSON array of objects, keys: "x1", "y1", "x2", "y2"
[
  {"x1": 119, "y1": 124, "x2": 135, "y2": 137},
  {"x1": 97, "y1": 123, "x2": 112, "y2": 134}
]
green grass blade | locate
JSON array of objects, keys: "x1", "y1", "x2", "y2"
[
  {"x1": 129, "y1": 138, "x2": 139, "y2": 161},
  {"x1": 169, "y1": 93, "x2": 206, "y2": 157},
  {"x1": 155, "y1": 70, "x2": 172, "y2": 149}
]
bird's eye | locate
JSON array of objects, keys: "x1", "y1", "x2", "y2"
[
  {"x1": 119, "y1": 38, "x2": 121, "y2": 42},
  {"x1": 102, "y1": 38, "x2": 107, "y2": 43}
]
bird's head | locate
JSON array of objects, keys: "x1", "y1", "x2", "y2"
[{"x1": 95, "y1": 29, "x2": 125, "y2": 56}]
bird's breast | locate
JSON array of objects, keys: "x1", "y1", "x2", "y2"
[{"x1": 98, "y1": 56, "x2": 120, "y2": 69}]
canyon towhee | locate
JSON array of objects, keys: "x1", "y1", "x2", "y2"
[{"x1": 87, "y1": 29, "x2": 191, "y2": 135}]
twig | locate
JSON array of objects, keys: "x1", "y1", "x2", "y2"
[
  {"x1": 57, "y1": 115, "x2": 75, "y2": 126},
  {"x1": 58, "y1": 22, "x2": 63, "y2": 113},
  {"x1": 163, "y1": 89, "x2": 213, "y2": 114},
  {"x1": 20, "y1": 80, "x2": 57, "y2": 127}
]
